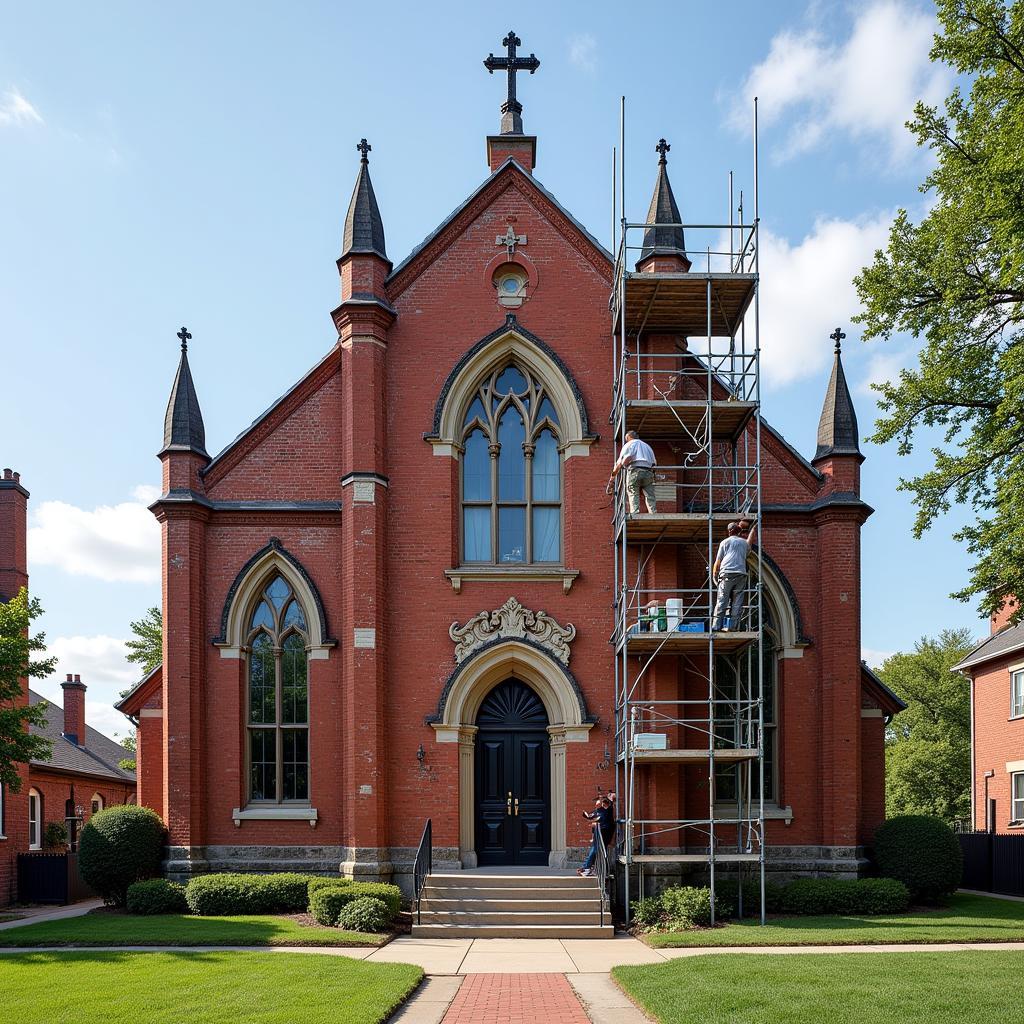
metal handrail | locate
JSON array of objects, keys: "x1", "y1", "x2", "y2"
[
  {"x1": 413, "y1": 818, "x2": 432, "y2": 925},
  {"x1": 594, "y1": 822, "x2": 610, "y2": 929}
]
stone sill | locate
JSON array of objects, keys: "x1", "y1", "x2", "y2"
[
  {"x1": 445, "y1": 567, "x2": 580, "y2": 594},
  {"x1": 232, "y1": 806, "x2": 318, "y2": 828}
]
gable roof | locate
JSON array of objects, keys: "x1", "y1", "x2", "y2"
[
  {"x1": 29, "y1": 690, "x2": 136, "y2": 784},
  {"x1": 860, "y1": 663, "x2": 907, "y2": 717},
  {"x1": 953, "y1": 622, "x2": 1024, "y2": 672},
  {"x1": 115, "y1": 664, "x2": 162, "y2": 718},
  {"x1": 387, "y1": 159, "x2": 612, "y2": 297}
]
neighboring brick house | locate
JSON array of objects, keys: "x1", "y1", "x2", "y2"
[
  {"x1": 956, "y1": 600, "x2": 1024, "y2": 833},
  {"x1": 0, "y1": 469, "x2": 137, "y2": 904},
  {"x1": 25, "y1": 680, "x2": 136, "y2": 851},
  {"x1": 119, "y1": 61, "x2": 904, "y2": 889}
]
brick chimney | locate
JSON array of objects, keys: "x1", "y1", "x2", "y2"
[
  {"x1": 61, "y1": 673, "x2": 87, "y2": 745},
  {"x1": 991, "y1": 595, "x2": 1018, "y2": 635},
  {"x1": 0, "y1": 468, "x2": 29, "y2": 602}
]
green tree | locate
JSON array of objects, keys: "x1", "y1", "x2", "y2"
[
  {"x1": 116, "y1": 729, "x2": 136, "y2": 773},
  {"x1": 0, "y1": 587, "x2": 55, "y2": 791},
  {"x1": 125, "y1": 606, "x2": 161, "y2": 683},
  {"x1": 854, "y1": 1, "x2": 1024, "y2": 622},
  {"x1": 878, "y1": 628, "x2": 976, "y2": 823}
]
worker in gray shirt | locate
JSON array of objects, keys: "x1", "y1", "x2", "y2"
[{"x1": 711, "y1": 519, "x2": 757, "y2": 631}]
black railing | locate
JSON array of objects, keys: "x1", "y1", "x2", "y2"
[
  {"x1": 594, "y1": 828, "x2": 610, "y2": 929},
  {"x1": 413, "y1": 818, "x2": 432, "y2": 925}
]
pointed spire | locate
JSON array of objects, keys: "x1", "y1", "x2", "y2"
[
  {"x1": 341, "y1": 139, "x2": 388, "y2": 263},
  {"x1": 814, "y1": 327, "x2": 861, "y2": 461},
  {"x1": 639, "y1": 139, "x2": 689, "y2": 265},
  {"x1": 162, "y1": 327, "x2": 208, "y2": 457}
]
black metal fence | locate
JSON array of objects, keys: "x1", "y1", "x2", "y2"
[
  {"x1": 17, "y1": 852, "x2": 94, "y2": 905},
  {"x1": 958, "y1": 832, "x2": 1024, "y2": 897}
]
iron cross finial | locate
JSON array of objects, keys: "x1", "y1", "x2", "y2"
[
  {"x1": 177, "y1": 326, "x2": 192, "y2": 353},
  {"x1": 356, "y1": 139, "x2": 371, "y2": 163},
  {"x1": 656, "y1": 139, "x2": 670, "y2": 164},
  {"x1": 483, "y1": 29, "x2": 540, "y2": 134},
  {"x1": 830, "y1": 326, "x2": 846, "y2": 354}
]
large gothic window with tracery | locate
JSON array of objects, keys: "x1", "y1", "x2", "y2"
[
  {"x1": 246, "y1": 574, "x2": 310, "y2": 804},
  {"x1": 461, "y1": 362, "x2": 562, "y2": 565}
]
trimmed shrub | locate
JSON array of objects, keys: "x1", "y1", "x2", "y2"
[
  {"x1": 630, "y1": 897, "x2": 664, "y2": 928},
  {"x1": 778, "y1": 877, "x2": 910, "y2": 916},
  {"x1": 43, "y1": 821, "x2": 68, "y2": 850},
  {"x1": 873, "y1": 815, "x2": 963, "y2": 902},
  {"x1": 78, "y1": 805, "x2": 166, "y2": 907},
  {"x1": 306, "y1": 876, "x2": 354, "y2": 897},
  {"x1": 715, "y1": 877, "x2": 784, "y2": 916},
  {"x1": 127, "y1": 878, "x2": 188, "y2": 915},
  {"x1": 184, "y1": 872, "x2": 320, "y2": 916},
  {"x1": 308, "y1": 882, "x2": 402, "y2": 926},
  {"x1": 336, "y1": 896, "x2": 391, "y2": 933},
  {"x1": 659, "y1": 886, "x2": 714, "y2": 929}
]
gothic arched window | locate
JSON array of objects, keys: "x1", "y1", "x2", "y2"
[
  {"x1": 461, "y1": 362, "x2": 562, "y2": 565},
  {"x1": 245, "y1": 574, "x2": 310, "y2": 804}
]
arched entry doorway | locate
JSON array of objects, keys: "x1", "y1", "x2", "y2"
[{"x1": 474, "y1": 680, "x2": 550, "y2": 866}]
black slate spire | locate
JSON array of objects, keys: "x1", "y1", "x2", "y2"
[
  {"x1": 639, "y1": 139, "x2": 688, "y2": 263},
  {"x1": 341, "y1": 139, "x2": 388, "y2": 263},
  {"x1": 162, "y1": 327, "x2": 208, "y2": 457},
  {"x1": 814, "y1": 327, "x2": 861, "y2": 461}
]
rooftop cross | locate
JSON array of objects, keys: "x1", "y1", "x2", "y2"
[
  {"x1": 483, "y1": 30, "x2": 540, "y2": 135},
  {"x1": 656, "y1": 138, "x2": 670, "y2": 164},
  {"x1": 177, "y1": 326, "x2": 192, "y2": 352},
  {"x1": 356, "y1": 138, "x2": 371, "y2": 163},
  {"x1": 830, "y1": 326, "x2": 846, "y2": 354}
]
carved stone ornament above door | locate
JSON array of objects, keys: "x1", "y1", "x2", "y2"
[{"x1": 449, "y1": 597, "x2": 576, "y2": 666}]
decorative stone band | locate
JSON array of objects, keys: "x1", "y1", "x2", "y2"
[
  {"x1": 232, "y1": 806, "x2": 319, "y2": 828},
  {"x1": 450, "y1": 596, "x2": 576, "y2": 666}
]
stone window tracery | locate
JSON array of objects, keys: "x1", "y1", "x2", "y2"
[
  {"x1": 461, "y1": 361, "x2": 562, "y2": 565},
  {"x1": 245, "y1": 574, "x2": 310, "y2": 805}
]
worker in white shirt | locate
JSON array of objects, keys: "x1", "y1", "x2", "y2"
[{"x1": 608, "y1": 430, "x2": 657, "y2": 515}]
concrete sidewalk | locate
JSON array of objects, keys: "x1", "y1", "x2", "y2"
[{"x1": 0, "y1": 900, "x2": 102, "y2": 931}]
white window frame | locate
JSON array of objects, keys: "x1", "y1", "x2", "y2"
[
  {"x1": 28, "y1": 788, "x2": 42, "y2": 850},
  {"x1": 1013, "y1": 772, "x2": 1024, "y2": 825},
  {"x1": 91, "y1": 793, "x2": 104, "y2": 815},
  {"x1": 1012, "y1": 668, "x2": 1024, "y2": 719}
]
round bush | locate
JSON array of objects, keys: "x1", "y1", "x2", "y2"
[
  {"x1": 855, "y1": 877, "x2": 910, "y2": 915},
  {"x1": 127, "y1": 878, "x2": 187, "y2": 915},
  {"x1": 873, "y1": 815, "x2": 963, "y2": 902},
  {"x1": 659, "y1": 886, "x2": 713, "y2": 929},
  {"x1": 630, "y1": 897, "x2": 664, "y2": 928},
  {"x1": 307, "y1": 876, "x2": 354, "y2": 898},
  {"x1": 336, "y1": 896, "x2": 391, "y2": 933},
  {"x1": 78, "y1": 805, "x2": 166, "y2": 907},
  {"x1": 309, "y1": 884, "x2": 355, "y2": 926}
]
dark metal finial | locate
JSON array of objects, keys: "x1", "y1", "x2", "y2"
[
  {"x1": 356, "y1": 139, "x2": 371, "y2": 163},
  {"x1": 483, "y1": 29, "x2": 540, "y2": 134},
  {"x1": 830, "y1": 326, "x2": 846, "y2": 354},
  {"x1": 656, "y1": 138, "x2": 670, "y2": 164},
  {"x1": 176, "y1": 326, "x2": 192, "y2": 353}
]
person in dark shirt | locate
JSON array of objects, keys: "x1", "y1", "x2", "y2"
[{"x1": 578, "y1": 793, "x2": 617, "y2": 877}]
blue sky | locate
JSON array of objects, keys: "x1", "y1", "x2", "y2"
[{"x1": 1, "y1": 1, "x2": 984, "y2": 735}]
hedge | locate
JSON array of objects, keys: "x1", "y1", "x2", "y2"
[
  {"x1": 309, "y1": 882, "x2": 402, "y2": 927},
  {"x1": 714, "y1": 877, "x2": 784, "y2": 916},
  {"x1": 126, "y1": 879, "x2": 188, "y2": 915},
  {"x1": 336, "y1": 896, "x2": 391, "y2": 933},
  {"x1": 778, "y1": 877, "x2": 909, "y2": 916},
  {"x1": 873, "y1": 815, "x2": 963, "y2": 902},
  {"x1": 306, "y1": 876, "x2": 354, "y2": 897},
  {"x1": 78, "y1": 805, "x2": 166, "y2": 907},
  {"x1": 184, "y1": 873, "x2": 318, "y2": 916}
]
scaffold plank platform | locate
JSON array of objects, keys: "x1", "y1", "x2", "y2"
[
  {"x1": 613, "y1": 272, "x2": 757, "y2": 336},
  {"x1": 620, "y1": 512, "x2": 736, "y2": 542},
  {"x1": 624, "y1": 631, "x2": 757, "y2": 653},
  {"x1": 619, "y1": 853, "x2": 762, "y2": 865},
  {"x1": 618, "y1": 747, "x2": 758, "y2": 764},
  {"x1": 622, "y1": 399, "x2": 755, "y2": 439}
]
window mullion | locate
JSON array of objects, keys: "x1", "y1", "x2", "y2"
[
  {"x1": 489, "y1": 439, "x2": 499, "y2": 564},
  {"x1": 275, "y1": 648, "x2": 284, "y2": 804},
  {"x1": 524, "y1": 438, "x2": 535, "y2": 561}
]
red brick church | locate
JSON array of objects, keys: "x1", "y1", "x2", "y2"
[{"x1": 118, "y1": 36, "x2": 903, "y2": 890}]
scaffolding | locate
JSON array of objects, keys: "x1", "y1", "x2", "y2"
[{"x1": 611, "y1": 98, "x2": 766, "y2": 925}]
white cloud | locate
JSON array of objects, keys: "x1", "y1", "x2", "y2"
[
  {"x1": 28, "y1": 485, "x2": 161, "y2": 584},
  {"x1": 862, "y1": 646, "x2": 895, "y2": 669},
  {"x1": 0, "y1": 88, "x2": 43, "y2": 128},
  {"x1": 732, "y1": 2, "x2": 950, "y2": 164},
  {"x1": 569, "y1": 33, "x2": 597, "y2": 73},
  {"x1": 36, "y1": 634, "x2": 138, "y2": 740},
  {"x1": 858, "y1": 347, "x2": 913, "y2": 396},
  {"x1": 756, "y1": 213, "x2": 892, "y2": 387}
]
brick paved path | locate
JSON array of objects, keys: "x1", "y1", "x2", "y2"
[{"x1": 441, "y1": 973, "x2": 590, "y2": 1024}]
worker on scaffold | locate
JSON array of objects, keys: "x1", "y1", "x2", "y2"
[
  {"x1": 607, "y1": 430, "x2": 657, "y2": 515},
  {"x1": 711, "y1": 519, "x2": 757, "y2": 632}
]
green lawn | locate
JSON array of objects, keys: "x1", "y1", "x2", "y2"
[
  {"x1": 0, "y1": 951, "x2": 421, "y2": 1024},
  {"x1": 0, "y1": 912, "x2": 389, "y2": 947},
  {"x1": 644, "y1": 893, "x2": 1024, "y2": 947},
  {"x1": 614, "y1": 951, "x2": 1021, "y2": 1024}
]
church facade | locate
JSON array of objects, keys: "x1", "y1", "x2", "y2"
[{"x1": 119, "y1": 45, "x2": 903, "y2": 888}]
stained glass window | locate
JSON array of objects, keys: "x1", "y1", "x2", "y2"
[{"x1": 246, "y1": 574, "x2": 310, "y2": 803}]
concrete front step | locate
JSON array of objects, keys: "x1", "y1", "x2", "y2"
[
  {"x1": 421, "y1": 886, "x2": 599, "y2": 902},
  {"x1": 421, "y1": 897, "x2": 604, "y2": 913},
  {"x1": 410, "y1": 922, "x2": 614, "y2": 939},
  {"x1": 418, "y1": 910, "x2": 606, "y2": 926},
  {"x1": 427, "y1": 873, "x2": 596, "y2": 888}
]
